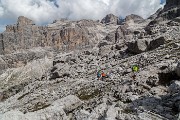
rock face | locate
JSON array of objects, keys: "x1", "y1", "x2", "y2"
[
  {"x1": 164, "y1": 0, "x2": 180, "y2": 10},
  {"x1": 101, "y1": 14, "x2": 121, "y2": 25},
  {"x1": 158, "y1": 0, "x2": 180, "y2": 19},
  {"x1": 0, "y1": 17, "x2": 104, "y2": 54},
  {"x1": 125, "y1": 14, "x2": 144, "y2": 24}
]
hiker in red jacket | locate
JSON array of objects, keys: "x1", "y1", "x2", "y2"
[{"x1": 101, "y1": 72, "x2": 106, "y2": 81}]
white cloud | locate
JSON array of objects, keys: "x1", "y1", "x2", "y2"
[
  {"x1": 0, "y1": 0, "x2": 163, "y2": 28},
  {"x1": 0, "y1": 25, "x2": 5, "y2": 33}
]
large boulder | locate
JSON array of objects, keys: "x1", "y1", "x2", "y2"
[
  {"x1": 99, "y1": 45, "x2": 113, "y2": 57},
  {"x1": 148, "y1": 37, "x2": 165, "y2": 50},
  {"x1": 164, "y1": 0, "x2": 180, "y2": 10},
  {"x1": 0, "y1": 95, "x2": 82, "y2": 120},
  {"x1": 127, "y1": 37, "x2": 165, "y2": 54},
  {"x1": 127, "y1": 39, "x2": 148, "y2": 54}
]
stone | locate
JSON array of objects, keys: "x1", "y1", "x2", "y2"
[
  {"x1": 127, "y1": 39, "x2": 148, "y2": 54},
  {"x1": 99, "y1": 45, "x2": 112, "y2": 56},
  {"x1": 105, "y1": 104, "x2": 119, "y2": 119},
  {"x1": 98, "y1": 41, "x2": 109, "y2": 48},
  {"x1": 127, "y1": 36, "x2": 165, "y2": 54},
  {"x1": 169, "y1": 81, "x2": 180, "y2": 94},
  {"x1": 149, "y1": 37, "x2": 165, "y2": 50},
  {"x1": 88, "y1": 103, "x2": 108, "y2": 119},
  {"x1": 0, "y1": 92, "x2": 3, "y2": 101},
  {"x1": 74, "y1": 109, "x2": 90, "y2": 120},
  {"x1": 173, "y1": 17, "x2": 180, "y2": 23},
  {"x1": 176, "y1": 62, "x2": 180, "y2": 77}
]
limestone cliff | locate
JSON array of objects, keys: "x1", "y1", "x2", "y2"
[{"x1": 0, "y1": 17, "x2": 105, "y2": 54}]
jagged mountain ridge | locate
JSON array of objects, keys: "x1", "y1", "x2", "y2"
[{"x1": 0, "y1": 1, "x2": 180, "y2": 120}]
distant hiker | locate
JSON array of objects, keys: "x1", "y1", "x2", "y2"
[
  {"x1": 132, "y1": 65, "x2": 139, "y2": 72},
  {"x1": 97, "y1": 70, "x2": 101, "y2": 80},
  {"x1": 101, "y1": 72, "x2": 106, "y2": 81},
  {"x1": 132, "y1": 65, "x2": 139, "y2": 80}
]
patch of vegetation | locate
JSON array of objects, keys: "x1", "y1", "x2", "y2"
[
  {"x1": 76, "y1": 88, "x2": 101, "y2": 100},
  {"x1": 1, "y1": 82, "x2": 29, "y2": 101},
  {"x1": 122, "y1": 108, "x2": 134, "y2": 114},
  {"x1": 29, "y1": 102, "x2": 51, "y2": 112}
]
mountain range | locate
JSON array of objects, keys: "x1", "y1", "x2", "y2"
[{"x1": 0, "y1": 0, "x2": 180, "y2": 119}]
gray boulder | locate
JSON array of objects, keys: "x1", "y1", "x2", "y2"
[
  {"x1": 169, "y1": 81, "x2": 180, "y2": 94},
  {"x1": 176, "y1": 62, "x2": 180, "y2": 77},
  {"x1": 149, "y1": 37, "x2": 165, "y2": 50},
  {"x1": 127, "y1": 37, "x2": 165, "y2": 54},
  {"x1": 127, "y1": 39, "x2": 148, "y2": 54}
]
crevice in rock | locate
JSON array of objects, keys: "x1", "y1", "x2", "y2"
[{"x1": 158, "y1": 71, "x2": 179, "y2": 86}]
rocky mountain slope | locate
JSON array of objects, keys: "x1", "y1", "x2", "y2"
[{"x1": 0, "y1": 1, "x2": 180, "y2": 120}]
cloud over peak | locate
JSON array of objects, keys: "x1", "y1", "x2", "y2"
[{"x1": 0, "y1": 0, "x2": 164, "y2": 31}]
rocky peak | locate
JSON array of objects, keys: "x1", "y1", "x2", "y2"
[
  {"x1": 125, "y1": 14, "x2": 144, "y2": 23},
  {"x1": 17, "y1": 16, "x2": 34, "y2": 26},
  {"x1": 0, "y1": 16, "x2": 113, "y2": 54},
  {"x1": 157, "y1": 0, "x2": 180, "y2": 20},
  {"x1": 101, "y1": 14, "x2": 121, "y2": 25},
  {"x1": 164, "y1": 0, "x2": 180, "y2": 10},
  {"x1": 148, "y1": 8, "x2": 163, "y2": 20}
]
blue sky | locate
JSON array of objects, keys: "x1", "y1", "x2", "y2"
[
  {"x1": 0, "y1": 0, "x2": 165, "y2": 33},
  {"x1": 160, "y1": 0, "x2": 166, "y2": 4}
]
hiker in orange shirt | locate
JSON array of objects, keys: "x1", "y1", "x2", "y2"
[{"x1": 101, "y1": 72, "x2": 106, "y2": 81}]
